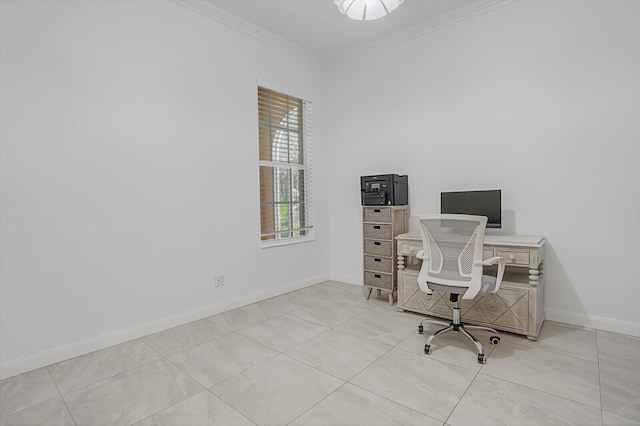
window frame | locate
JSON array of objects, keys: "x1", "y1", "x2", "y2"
[{"x1": 258, "y1": 86, "x2": 314, "y2": 248}]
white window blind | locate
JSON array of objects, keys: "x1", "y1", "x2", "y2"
[{"x1": 258, "y1": 87, "x2": 313, "y2": 242}]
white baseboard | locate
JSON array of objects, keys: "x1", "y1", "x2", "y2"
[
  {"x1": 329, "y1": 273, "x2": 361, "y2": 286},
  {"x1": 5, "y1": 283, "x2": 635, "y2": 380},
  {"x1": 545, "y1": 308, "x2": 640, "y2": 337},
  {"x1": 0, "y1": 274, "x2": 329, "y2": 380}
]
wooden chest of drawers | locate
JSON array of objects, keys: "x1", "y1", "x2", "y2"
[{"x1": 362, "y1": 206, "x2": 408, "y2": 305}]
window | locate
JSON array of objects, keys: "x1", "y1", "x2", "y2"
[{"x1": 258, "y1": 87, "x2": 313, "y2": 243}]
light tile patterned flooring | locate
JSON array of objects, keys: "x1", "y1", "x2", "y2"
[{"x1": 1, "y1": 281, "x2": 639, "y2": 425}]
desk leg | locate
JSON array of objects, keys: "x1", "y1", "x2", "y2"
[{"x1": 529, "y1": 263, "x2": 542, "y2": 286}]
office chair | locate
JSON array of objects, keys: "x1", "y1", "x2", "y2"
[{"x1": 415, "y1": 214, "x2": 506, "y2": 363}]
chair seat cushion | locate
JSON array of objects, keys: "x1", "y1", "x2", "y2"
[{"x1": 427, "y1": 274, "x2": 497, "y2": 297}]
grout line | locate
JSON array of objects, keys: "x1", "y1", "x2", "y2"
[
  {"x1": 285, "y1": 381, "x2": 349, "y2": 425},
  {"x1": 444, "y1": 369, "x2": 481, "y2": 425},
  {"x1": 134, "y1": 335, "x2": 268, "y2": 424},
  {"x1": 45, "y1": 367, "x2": 78, "y2": 426},
  {"x1": 46, "y1": 339, "x2": 162, "y2": 397},
  {"x1": 477, "y1": 370, "x2": 602, "y2": 411},
  {"x1": 595, "y1": 329, "x2": 604, "y2": 425},
  {"x1": 345, "y1": 380, "x2": 444, "y2": 424},
  {"x1": 494, "y1": 337, "x2": 600, "y2": 364},
  {"x1": 162, "y1": 330, "x2": 281, "y2": 385},
  {"x1": 204, "y1": 387, "x2": 259, "y2": 426}
]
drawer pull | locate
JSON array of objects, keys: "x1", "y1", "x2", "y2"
[
  {"x1": 509, "y1": 254, "x2": 516, "y2": 260},
  {"x1": 375, "y1": 274, "x2": 381, "y2": 278},
  {"x1": 374, "y1": 258, "x2": 381, "y2": 262},
  {"x1": 373, "y1": 225, "x2": 381, "y2": 229},
  {"x1": 374, "y1": 209, "x2": 381, "y2": 213},
  {"x1": 374, "y1": 241, "x2": 381, "y2": 246}
]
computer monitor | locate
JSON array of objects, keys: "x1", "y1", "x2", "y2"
[{"x1": 441, "y1": 190, "x2": 502, "y2": 229}]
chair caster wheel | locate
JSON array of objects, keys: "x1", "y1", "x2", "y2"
[
  {"x1": 490, "y1": 335, "x2": 500, "y2": 345},
  {"x1": 424, "y1": 344, "x2": 431, "y2": 355},
  {"x1": 418, "y1": 325, "x2": 424, "y2": 334},
  {"x1": 477, "y1": 353, "x2": 485, "y2": 364}
]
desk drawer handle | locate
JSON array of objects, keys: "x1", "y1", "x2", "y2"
[
  {"x1": 487, "y1": 301, "x2": 497, "y2": 311},
  {"x1": 374, "y1": 242, "x2": 381, "y2": 246},
  {"x1": 509, "y1": 254, "x2": 516, "y2": 260},
  {"x1": 374, "y1": 274, "x2": 381, "y2": 278},
  {"x1": 374, "y1": 258, "x2": 381, "y2": 262},
  {"x1": 373, "y1": 225, "x2": 381, "y2": 229},
  {"x1": 374, "y1": 209, "x2": 381, "y2": 213}
]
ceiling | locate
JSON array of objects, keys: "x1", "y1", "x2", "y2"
[{"x1": 184, "y1": 0, "x2": 505, "y2": 60}]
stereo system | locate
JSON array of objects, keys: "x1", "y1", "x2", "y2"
[{"x1": 360, "y1": 174, "x2": 408, "y2": 206}]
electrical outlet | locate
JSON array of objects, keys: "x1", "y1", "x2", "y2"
[{"x1": 215, "y1": 274, "x2": 225, "y2": 287}]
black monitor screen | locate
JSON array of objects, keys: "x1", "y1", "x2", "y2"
[{"x1": 441, "y1": 190, "x2": 502, "y2": 228}]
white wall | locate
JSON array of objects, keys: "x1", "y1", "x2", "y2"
[
  {"x1": 2, "y1": 0, "x2": 639, "y2": 380},
  {"x1": 327, "y1": 1, "x2": 640, "y2": 333},
  {"x1": 0, "y1": 0, "x2": 329, "y2": 378}
]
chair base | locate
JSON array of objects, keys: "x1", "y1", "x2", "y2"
[{"x1": 418, "y1": 298, "x2": 500, "y2": 364}]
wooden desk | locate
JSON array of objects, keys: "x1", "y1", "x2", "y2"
[{"x1": 396, "y1": 233, "x2": 546, "y2": 340}]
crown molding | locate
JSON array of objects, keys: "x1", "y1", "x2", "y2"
[
  {"x1": 329, "y1": 0, "x2": 515, "y2": 63},
  {"x1": 171, "y1": 0, "x2": 514, "y2": 64},
  {"x1": 171, "y1": 0, "x2": 322, "y2": 63}
]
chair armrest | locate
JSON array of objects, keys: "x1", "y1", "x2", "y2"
[
  {"x1": 416, "y1": 249, "x2": 428, "y2": 260},
  {"x1": 482, "y1": 256, "x2": 504, "y2": 266},
  {"x1": 415, "y1": 250, "x2": 432, "y2": 295},
  {"x1": 482, "y1": 256, "x2": 506, "y2": 292}
]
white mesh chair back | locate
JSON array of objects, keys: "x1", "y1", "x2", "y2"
[{"x1": 417, "y1": 214, "x2": 487, "y2": 300}]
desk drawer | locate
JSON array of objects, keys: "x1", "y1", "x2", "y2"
[
  {"x1": 399, "y1": 241, "x2": 423, "y2": 256},
  {"x1": 363, "y1": 223, "x2": 392, "y2": 240},
  {"x1": 364, "y1": 255, "x2": 393, "y2": 273},
  {"x1": 364, "y1": 271, "x2": 393, "y2": 290},
  {"x1": 398, "y1": 267, "x2": 536, "y2": 337},
  {"x1": 496, "y1": 249, "x2": 530, "y2": 266},
  {"x1": 364, "y1": 240, "x2": 393, "y2": 257},
  {"x1": 363, "y1": 207, "x2": 391, "y2": 223},
  {"x1": 463, "y1": 288, "x2": 529, "y2": 331}
]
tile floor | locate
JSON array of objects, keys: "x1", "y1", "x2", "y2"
[{"x1": 1, "y1": 281, "x2": 639, "y2": 426}]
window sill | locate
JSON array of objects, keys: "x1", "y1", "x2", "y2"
[{"x1": 261, "y1": 234, "x2": 315, "y2": 249}]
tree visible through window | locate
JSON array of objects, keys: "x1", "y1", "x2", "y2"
[{"x1": 258, "y1": 87, "x2": 313, "y2": 242}]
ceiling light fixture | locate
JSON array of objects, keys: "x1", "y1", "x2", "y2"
[{"x1": 334, "y1": 0, "x2": 405, "y2": 21}]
